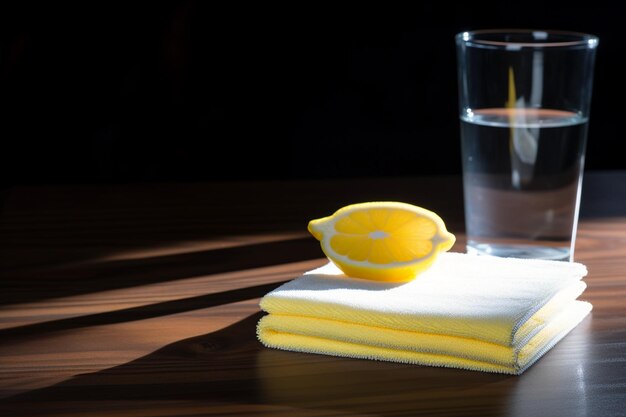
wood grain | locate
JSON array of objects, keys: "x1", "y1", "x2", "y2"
[{"x1": 1, "y1": 173, "x2": 625, "y2": 416}]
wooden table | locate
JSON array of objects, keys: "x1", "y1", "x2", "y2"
[{"x1": 1, "y1": 172, "x2": 625, "y2": 416}]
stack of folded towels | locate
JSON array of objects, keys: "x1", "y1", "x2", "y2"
[{"x1": 257, "y1": 252, "x2": 591, "y2": 375}]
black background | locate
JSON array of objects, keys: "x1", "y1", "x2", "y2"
[{"x1": 2, "y1": 2, "x2": 624, "y2": 185}]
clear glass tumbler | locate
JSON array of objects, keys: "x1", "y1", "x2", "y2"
[{"x1": 456, "y1": 29, "x2": 598, "y2": 261}]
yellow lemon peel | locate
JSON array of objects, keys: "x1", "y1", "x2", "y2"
[{"x1": 308, "y1": 201, "x2": 455, "y2": 282}]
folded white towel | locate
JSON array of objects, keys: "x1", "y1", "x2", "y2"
[{"x1": 258, "y1": 252, "x2": 591, "y2": 374}]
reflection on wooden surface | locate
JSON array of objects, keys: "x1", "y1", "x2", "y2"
[{"x1": 1, "y1": 173, "x2": 625, "y2": 416}]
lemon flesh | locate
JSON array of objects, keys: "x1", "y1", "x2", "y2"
[{"x1": 308, "y1": 202, "x2": 455, "y2": 282}]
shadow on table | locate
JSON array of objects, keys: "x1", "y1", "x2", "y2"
[
  {"x1": 0, "y1": 282, "x2": 291, "y2": 340},
  {"x1": 1, "y1": 175, "x2": 468, "y2": 308},
  {"x1": 0, "y1": 312, "x2": 518, "y2": 416},
  {"x1": 0, "y1": 236, "x2": 321, "y2": 306}
]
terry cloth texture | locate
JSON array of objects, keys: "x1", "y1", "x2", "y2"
[{"x1": 257, "y1": 252, "x2": 591, "y2": 374}]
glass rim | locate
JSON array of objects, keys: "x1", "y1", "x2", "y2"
[{"x1": 456, "y1": 29, "x2": 599, "y2": 50}]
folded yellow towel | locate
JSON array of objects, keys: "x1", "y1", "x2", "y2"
[{"x1": 257, "y1": 252, "x2": 591, "y2": 374}]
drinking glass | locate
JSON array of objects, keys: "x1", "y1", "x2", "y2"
[{"x1": 456, "y1": 29, "x2": 598, "y2": 261}]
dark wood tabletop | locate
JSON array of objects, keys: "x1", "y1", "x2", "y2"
[{"x1": 1, "y1": 172, "x2": 625, "y2": 417}]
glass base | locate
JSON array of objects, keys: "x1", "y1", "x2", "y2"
[{"x1": 467, "y1": 241, "x2": 571, "y2": 261}]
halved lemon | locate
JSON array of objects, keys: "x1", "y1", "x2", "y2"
[{"x1": 308, "y1": 202, "x2": 455, "y2": 282}]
